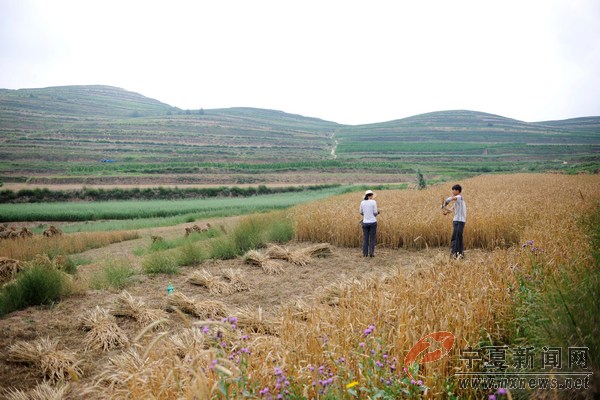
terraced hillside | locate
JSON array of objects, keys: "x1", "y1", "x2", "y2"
[
  {"x1": 334, "y1": 110, "x2": 600, "y2": 174},
  {"x1": 0, "y1": 85, "x2": 598, "y2": 188}
]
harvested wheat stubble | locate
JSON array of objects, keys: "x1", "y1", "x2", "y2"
[
  {"x1": 243, "y1": 250, "x2": 284, "y2": 274},
  {"x1": 111, "y1": 291, "x2": 169, "y2": 327},
  {"x1": 4, "y1": 382, "x2": 70, "y2": 400},
  {"x1": 222, "y1": 268, "x2": 250, "y2": 292},
  {"x1": 0, "y1": 256, "x2": 23, "y2": 285},
  {"x1": 167, "y1": 292, "x2": 227, "y2": 318},
  {"x1": 233, "y1": 306, "x2": 279, "y2": 335},
  {"x1": 80, "y1": 306, "x2": 129, "y2": 351},
  {"x1": 6, "y1": 337, "x2": 82, "y2": 383},
  {"x1": 188, "y1": 269, "x2": 233, "y2": 295}
]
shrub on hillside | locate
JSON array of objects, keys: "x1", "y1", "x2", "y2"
[
  {"x1": 0, "y1": 265, "x2": 71, "y2": 316},
  {"x1": 89, "y1": 259, "x2": 135, "y2": 290},
  {"x1": 142, "y1": 252, "x2": 179, "y2": 275}
]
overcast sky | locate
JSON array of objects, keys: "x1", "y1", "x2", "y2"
[{"x1": 1, "y1": 0, "x2": 599, "y2": 125}]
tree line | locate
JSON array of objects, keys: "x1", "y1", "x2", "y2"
[{"x1": 0, "y1": 184, "x2": 340, "y2": 203}]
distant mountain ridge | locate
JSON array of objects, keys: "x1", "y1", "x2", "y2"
[
  {"x1": 1, "y1": 84, "x2": 598, "y2": 127},
  {"x1": 0, "y1": 85, "x2": 177, "y2": 119}
]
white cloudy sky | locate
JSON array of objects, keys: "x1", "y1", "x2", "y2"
[{"x1": 1, "y1": 0, "x2": 599, "y2": 125}]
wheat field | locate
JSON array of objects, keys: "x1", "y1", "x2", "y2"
[
  {"x1": 291, "y1": 173, "x2": 599, "y2": 254},
  {"x1": 3, "y1": 173, "x2": 599, "y2": 399}
]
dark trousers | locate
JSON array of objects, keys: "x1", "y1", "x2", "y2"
[
  {"x1": 451, "y1": 221, "x2": 465, "y2": 257},
  {"x1": 362, "y1": 222, "x2": 377, "y2": 256}
]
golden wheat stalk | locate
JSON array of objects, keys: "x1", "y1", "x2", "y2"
[
  {"x1": 264, "y1": 245, "x2": 291, "y2": 260},
  {"x1": 188, "y1": 269, "x2": 233, "y2": 295},
  {"x1": 286, "y1": 249, "x2": 311, "y2": 266},
  {"x1": 303, "y1": 243, "x2": 334, "y2": 258},
  {"x1": 233, "y1": 306, "x2": 279, "y2": 335},
  {"x1": 244, "y1": 250, "x2": 284, "y2": 274},
  {"x1": 5, "y1": 382, "x2": 70, "y2": 400},
  {"x1": 285, "y1": 299, "x2": 312, "y2": 321},
  {"x1": 112, "y1": 291, "x2": 168, "y2": 327},
  {"x1": 169, "y1": 327, "x2": 208, "y2": 358},
  {"x1": 81, "y1": 306, "x2": 129, "y2": 351},
  {"x1": 261, "y1": 259, "x2": 285, "y2": 275},
  {"x1": 243, "y1": 250, "x2": 268, "y2": 266},
  {"x1": 167, "y1": 292, "x2": 228, "y2": 319},
  {"x1": 222, "y1": 268, "x2": 250, "y2": 292},
  {"x1": 7, "y1": 337, "x2": 82, "y2": 383},
  {"x1": 0, "y1": 256, "x2": 23, "y2": 284}
]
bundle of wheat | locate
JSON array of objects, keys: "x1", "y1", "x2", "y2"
[
  {"x1": 222, "y1": 268, "x2": 249, "y2": 292},
  {"x1": 196, "y1": 300, "x2": 228, "y2": 319},
  {"x1": 167, "y1": 292, "x2": 228, "y2": 319},
  {"x1": 264, "y1": 245, "x2": 290, "y2": 260},
  {"x1": 262, "y1": 259, "x2": 285, "y2": 275},
  {"x1": 17, "y1": 227, "x2": 34, "y2": 239},
  {"x1": 243, "y1": 250, "x2": 284, "y2": 274},
  {"x1": 265, "y1": 245, "x2": 311, "y2": 266},
  {"x1": 81, "y1": 306, "x2": 129, "y2": 351},
  {"x1": 233, "y1": 306, "x2": 279, "y2": 335},
  {"x1": 43, "y1": 225, "x2": 62, "y2": 237},
  {"x1": 5, "y1": 382, "x2": 70, "y2": 400},
  {"x1": 286, "y1": 249, "x2": 312, "y2": 267},
  {"x1": 243, "y1": 250, "x2": 268, "y2": 266},
  {"x1": 184, "y1": 224, "x2": 208, "y2": 236},
  {"x1": 169, "y1": 327, "x2": 208, "y2": 358},
  {"x1": 0, "y1": 256, "x2": 23, "y2": 285},
  {"x1": 302, "y1": 243, "x2": 334, "y2": 258},
  {"x1": 25, "y1": 254, "x2": 68, "y2": 273},
  {"x1": 7, "y1": 337, "x2": 81, "y2": 383},
  {"x1": 28, "y1": 254, "x2": 53, "y2": 268},
  {"x1": 188, "y1": 269, "x2": 233, "y2": 295},
  {"x1": 112, "y1": 291, "x2": 169, "y2": 327}
]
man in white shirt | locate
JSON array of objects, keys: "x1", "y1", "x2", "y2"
[{"x1": 443, "y1": 184, "x2": 467, "y2": 259}]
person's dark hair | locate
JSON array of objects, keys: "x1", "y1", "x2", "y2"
[
  {"x1": 364, "y1": 193, "x2": 373, "y2": 200},
  {"x1": 452, "y1": 184, "x2": 462, "y2": 193}
]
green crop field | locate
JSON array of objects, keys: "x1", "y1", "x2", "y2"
[{"x1": 0, "y1": 185, "x2": 356, "y2": 227}]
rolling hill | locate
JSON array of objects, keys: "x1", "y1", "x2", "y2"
[{"x1": 0, "y1": 85, "x2": 598, "y2": 187}]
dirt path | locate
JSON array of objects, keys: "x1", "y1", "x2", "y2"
[{"x1": 0, "y1": 216, "x2": 439, "y2": 393}]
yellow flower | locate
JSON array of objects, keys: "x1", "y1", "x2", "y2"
[{"x1": 346, "y1": 381, "x2": 359, "y2": 389}]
